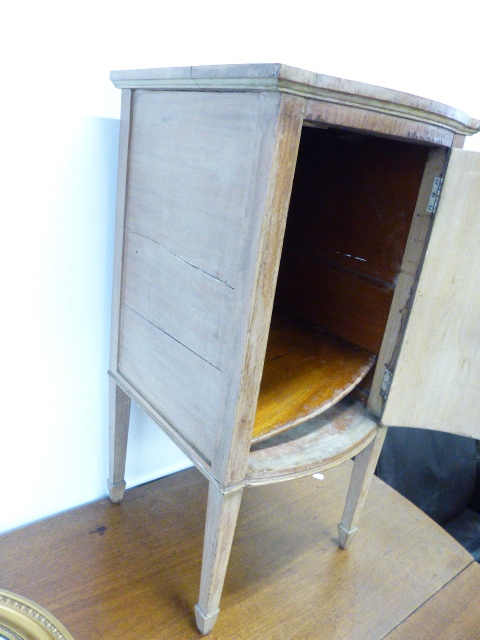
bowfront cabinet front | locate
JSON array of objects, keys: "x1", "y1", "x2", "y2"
[{"x1": 108, "y1": 64, "x2": 480, "y2": 634}]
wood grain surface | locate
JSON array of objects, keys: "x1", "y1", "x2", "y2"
[
  {"x1": 275, "y1": 126, "x2": 429, "y2": 356},
  {"x1": 382, "y1": 149, "x2": 480, "y2": 437},
  {"x1": 110, "y1": 63, "x2": 480, "y2": 137},
  {"x1": 119, "y1": 305, "x2": 223, "y2": 461},
  {"x1": 253, "y1": 313, "x2": 375, "y2": 442},
  {"x1": 368, "y1": 147, "x2": 448, "y2": 416},
  {"x1": 248, "y1": 397, "x2": 378, "y2": 484},
  {"x1": 283, "y1": 127, "x2": 430, "y2": 286},
  {"x1": 1, "y1": 465, "x2": 473, "y2": 640},
  {"x1": 385, "y1": 563, "x2": 480, "y2": 640}
]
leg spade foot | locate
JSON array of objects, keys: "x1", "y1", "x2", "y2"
[
  {"x1": 194, "y1": 604, "x2": 220, "y2": 635},
  {"x1": 194, "y1": 483, "x2": 243, "y2": 634},
  {"x1": 108, "y1": 379, "x2": 131, "y2": 504},
  {"x1": 338, "y1": 426, "x2": 388, "y2": 549}
]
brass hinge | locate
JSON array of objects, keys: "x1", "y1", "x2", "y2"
[
  {"x1": 380, "y1": 368, "x2": 393, "y2": 399},
  {"x1": 426, "y1": 176, "x2": 444, "y2": 216}
]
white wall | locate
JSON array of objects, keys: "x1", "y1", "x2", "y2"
[{"x1": 2, "y1": 0, "x2": 479, "y2": 534}]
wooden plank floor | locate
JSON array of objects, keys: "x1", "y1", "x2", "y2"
[
  {"x1": 384, "y1": 561, "x2": 480, "y2": 640},
  {"x1": 1, "y1": 462, "x2": 477, "y2": 640}
]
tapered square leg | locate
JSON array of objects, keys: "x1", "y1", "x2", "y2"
[
  {"x1": 195, "y1": 483, "x2": 243, "y2": 635},
  {"x1": 108, "y1": 379, "x2": 132, "y2": 503},
  {"x1": 338, "y1": 426, "x2": 388, "y2": 548}
]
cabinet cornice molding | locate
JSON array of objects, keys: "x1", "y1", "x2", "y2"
[{"x1": 111, "y1": 63, "x2": 480, "y2": 137}]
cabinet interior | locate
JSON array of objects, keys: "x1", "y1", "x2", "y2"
[{"x1": 253, "y1": 125, "x2": 431, "y2": 445}]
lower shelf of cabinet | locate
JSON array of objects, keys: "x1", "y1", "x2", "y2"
[
  {"x1": 252, "y1": 312, "x2": 376, "y2": 443},
  {"x1": 246, "y1": 396, "x2": 379, "y2": 485}
]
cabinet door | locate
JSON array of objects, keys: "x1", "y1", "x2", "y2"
[{"x1": 382, "y1": 149, "x2": 480, "y2": 438}]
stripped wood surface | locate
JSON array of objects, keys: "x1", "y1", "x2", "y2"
[
  {"x1": 211, "y1": 94, "x2": 305, "y2": 486},
  {"x1": 125, "y1": 90, "x2": 279, "y2": 287},
  {"x1": 108, "y1": 379, "x2": 131, "y2": 503},
  {"x1": 368, "y1": 147, "x2": 449, "y2": 416},
  {"x1": 248, "y1": 397, "x2": 378, "y2": 484},
  {"x1": 123, "y1": 230, "x2": 234, "y2": 371},
  {"x1": 110, "y1": 63, "x2": 480, "y2": 137},
  {"x1": 119, "y1": 306, "x2": 223, "y2": 461},
  {"x1": 118, "y1": 90, "x2": 285, "y2": 465},
  {"x1": 338, "y1": 426, "x2": 387, "y2": 548},
  {"x1": 382, "y1": 149, "x2": 480, "y2": 437},
  {"x1": 253, "y1": 313, "x2": 375, "y2": 443},
  {"x1": 109, "y1": 89, "x2": 132, "y2": 373}
]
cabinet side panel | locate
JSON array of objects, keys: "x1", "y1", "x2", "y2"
[
  {"x1": 382, "y1": 149, "x2": 480, "y2": 437},
  {"x1": 110, "y1": 89, "x2": 132, "y2": 371},
  {"x1": 118, "y1": 90, "x2": 282, "y2": 463},
  {"x1": 119, "y1": 307, "x2": 223, "y2": 460},
  {"x1": 125, "y1": 90, "x2": 273, "y2": 287},
  {"x1": 123, "y1": 231, "x2": 234, "y2": 371}
]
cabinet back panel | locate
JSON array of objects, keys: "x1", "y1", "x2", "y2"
[
  {"x1": 275, "y1": 127, "x2": 430, "y2": 354},
  {"x1": 275, "y1": 247, "x2": 393, "y2": 354}
]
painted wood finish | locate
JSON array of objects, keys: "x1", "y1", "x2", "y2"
[{"x1": 382, "y1": 149, "x2": 480, "y2": 437}]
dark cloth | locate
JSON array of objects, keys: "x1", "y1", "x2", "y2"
[
  {"x1": 377, "y1": 427, "x2": 477, "y2": 524},
  {"x1": 443, "y1": 509, "x2": 480, "y2": 562}
]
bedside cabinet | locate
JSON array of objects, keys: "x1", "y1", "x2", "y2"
[{"x1": 108, "y1": 64, "x2": 480, "y2": 634}]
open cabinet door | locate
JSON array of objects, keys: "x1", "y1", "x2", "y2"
[{"x1": 382, "y1": 149, "x2": 480, "y2": 439}]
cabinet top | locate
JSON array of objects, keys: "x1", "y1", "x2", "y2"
[{"x1": 111, "y1": 63, "x2": 480, "y2": 137}]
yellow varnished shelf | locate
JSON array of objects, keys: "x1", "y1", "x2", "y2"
[{"x1": 252, "y1": 312, "x2": 376, "y2": 443}]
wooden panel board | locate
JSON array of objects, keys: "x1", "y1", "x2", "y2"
[
  {"x1": 0, "y1": 465, "x2": 472, "y2": 640},
  {"x1": 118, "y1": 306, "x2": 224, "y2": 461},
  {"x1": 118, "y1": 89, "x2": 285, "y2": 466},
  {"x1": 248, "y1": 398, "x2": 378, "y2": 483},
  {"x1": 210, "y1": 94, "x2": 305, "y2": 485},
  {"x1": 110, "y1": 89, "x2": 132, "y2": 372},
  {"x1": 304, "y1": 99, "x2": 456, "y2": 146},
  {"x1": 386, "y1": 563, "x2": 480, "y2": 640},
  {"x1": 125, "y1": 90, "x2": 281, "y2": 287},
  {"x1": 111, "y1": 63, "x2": 480, "y2": 138},
  {"x1": 123, "y1": 230, "x2": 234, "y2": 371},
  {"x1": 382, "y1": 149, "x2": 480, "y2": 437},
  {"x1": 253, "y1": 312, "x2": 375, "y2": 442},
  {"x1": 368, "y1": 148, "x2": 449, "y2": 416},
  {"x1": 284, "y1": 127, "x2": 430, "y2": 285},
  {"x1": 275, "y1": 247, "x2": 394, "y2": 353}
]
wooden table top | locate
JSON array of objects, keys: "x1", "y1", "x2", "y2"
[{"x1": 0, "y1": 462, "x2": 477, "y2": 639}]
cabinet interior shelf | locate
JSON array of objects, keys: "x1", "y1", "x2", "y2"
[
  {"x1": 248, "y1": 396, "x2": 379, "y2": 484},
  {"x1": 253, "y1": 312, "x2": 376, "y2": 444}
]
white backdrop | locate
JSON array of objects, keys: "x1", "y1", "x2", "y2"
[{"x1": 2, "y1": 0, "x2": 479, "y2": 534}]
